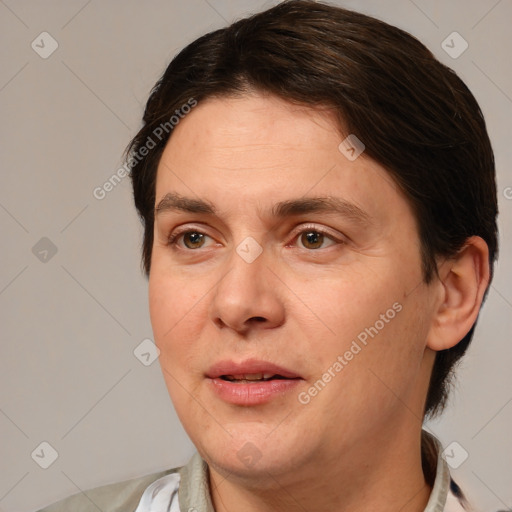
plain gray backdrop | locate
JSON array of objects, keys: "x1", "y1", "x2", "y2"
[{"x1": 0, "y1": 1, "x2": 511, "y2": 511}]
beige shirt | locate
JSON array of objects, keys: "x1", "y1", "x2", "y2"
[{"x1": 37, "y1": 431, "x2": 467, "y2": 512}]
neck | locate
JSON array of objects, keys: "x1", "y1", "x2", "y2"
[{"x1": 208, "y1": 424, "x2": 432, "y2": 512}]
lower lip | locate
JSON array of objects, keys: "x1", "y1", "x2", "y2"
[{"x1": 207, "y1": 377, "x2": 301, "y2": 405}]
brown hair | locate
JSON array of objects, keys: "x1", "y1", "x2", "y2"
[{"x1": 126, "y1": 0, "x2": 498, "y2": 417}]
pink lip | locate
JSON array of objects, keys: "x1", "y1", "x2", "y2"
[
  {"x1": 206, "y1": 359, "x2": 301, "y2": 379},
  {"x1": 206, "y1": 358, "x2": 302, "y2": 406}
]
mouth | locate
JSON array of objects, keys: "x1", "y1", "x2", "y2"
[
  {"x1": 207, "y1": 359, "x2": 301, "y2": 380},
  {"x1": 206, "y1": 359, "x2": 303, "y2": 405},
  {"x1": 219, "y1": 373, "x2": 295, "y2": 383}
]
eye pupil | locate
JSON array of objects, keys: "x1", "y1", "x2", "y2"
[
  {"x1": 184, "y1": 232, "x2": 204, "y2": 248},
  {"x1": 302, "y1": 231, "x2": 323, "y2": 249}
]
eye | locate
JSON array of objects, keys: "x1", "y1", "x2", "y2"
[
  {"x1": 168, "y1": 230, "x2": 214, "y2": 250},
  {"x1": 294, "y1": 226, "x2": 340, "y2": 250},
  {"x1": 167, "y1": 225, "x2": 342, "y2": 251}
]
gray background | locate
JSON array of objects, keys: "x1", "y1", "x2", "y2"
[{"x1": 0, "y1": 1, "x2": 510, "y2": 511}]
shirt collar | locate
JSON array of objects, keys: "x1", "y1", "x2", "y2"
[
  {"x1": 178, "y1": 451, "x2": 216, "y2": 512},
  {"x1": 422, "y1": 430, "x2": 453, "y2": 512}
]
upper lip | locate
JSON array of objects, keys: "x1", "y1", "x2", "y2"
[{"x1": 206, "y1": 358, "x2": 301, "y2": 379}]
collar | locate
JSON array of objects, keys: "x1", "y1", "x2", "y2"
[
  {"x1": 178, "y1": 451, "x2": 216, "y2": 512},
  {"x1": 422, "y1": 430, "x2": 457, "y2": 512}
]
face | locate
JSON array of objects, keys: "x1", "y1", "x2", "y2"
[{"x1": 149, "y1": 93, "x2": 439, "y2": 484}]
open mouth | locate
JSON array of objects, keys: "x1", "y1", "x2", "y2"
[
  {"x1": 220, "y1": 373, "x2": 293, "y2": 383},
  {"x1": 207, "y1": 361, "x2": 302, "y2": 405}
]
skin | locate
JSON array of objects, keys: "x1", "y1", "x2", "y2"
[{"x1": 148, "y1": 92, "x2": 489, "y2": 512}]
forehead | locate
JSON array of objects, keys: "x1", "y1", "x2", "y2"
[
  {"x1": 160, "y1": 93, "x2": 341, "y2": 170},
  {"x1": 154, "y1": 93, "x2": 408, "y2": 227}
]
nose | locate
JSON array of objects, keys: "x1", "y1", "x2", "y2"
[{"x1": 209, "y1": 242, "x2": 285, "y2": 334}]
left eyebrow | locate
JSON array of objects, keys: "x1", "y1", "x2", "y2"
[
  {"x1": 154, "y1": 192, "x2": 371, "y2": 226},
  {"x1": 271, "y1": 196, "x2": 371, "y2": 226}
]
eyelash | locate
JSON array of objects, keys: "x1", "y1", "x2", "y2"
[{"x1": 167, "y1": 224, "x2": 343, "y2": 251}]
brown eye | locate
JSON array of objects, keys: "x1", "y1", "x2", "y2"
[
  {"x1": 182, "y1": 232, "x2": 206, "y2": 249},
  {"x1": 300, "y1": 231, "x2": 325, "y2": 249}
]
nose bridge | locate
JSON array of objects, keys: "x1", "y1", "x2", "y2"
[{"x1": 209, "y1": 238, "x2": 284, "y2": 332}]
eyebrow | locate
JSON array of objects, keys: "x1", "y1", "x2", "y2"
[{"x1": 155, "y1": 192, "x2": 371, "y2": 225}]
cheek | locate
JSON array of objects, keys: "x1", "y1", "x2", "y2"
[
  {"x1": 149, "y1": 263, "x2": 202, "y2": 334},
  {"x1": 149, "y1": 277, "x2": 206, "y2": 406},
  {"x1": 297, "y1": 260, "x2": 428, "y2": 380},
  {"x1": 148, "y1": 271, "x2": 204, "y2": 374},
  {"x1": 300, "y1": 266, "x2": 400, "y2": 343}
]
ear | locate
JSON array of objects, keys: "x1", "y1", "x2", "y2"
[{"x1": 427, "y1": 236, "x2": 490, "y2": 351}]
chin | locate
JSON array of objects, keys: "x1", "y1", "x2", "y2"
[{"x1": 195, "y1": 424, "x2": 310, "y2": 483}]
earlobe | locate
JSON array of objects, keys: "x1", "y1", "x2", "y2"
[{"x1": 427, "y1": 236, "x2": 490, "y2": 351}]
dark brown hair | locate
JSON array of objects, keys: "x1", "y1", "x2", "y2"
[{"x1": 126, "y1": 0, "x2": 498, "y2": 417}]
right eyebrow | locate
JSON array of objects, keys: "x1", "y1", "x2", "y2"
[{"x1": 155, "y1": 192, "x2": 216, "y2": 215}]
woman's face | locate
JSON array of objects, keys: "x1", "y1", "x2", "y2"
[{"x1": 148, "y1": 92, "x2": 438, "y2": 483}]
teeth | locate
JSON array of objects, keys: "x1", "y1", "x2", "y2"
[{"x1": 224, "y1": 373, "x2": 276, "y2": 381}]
